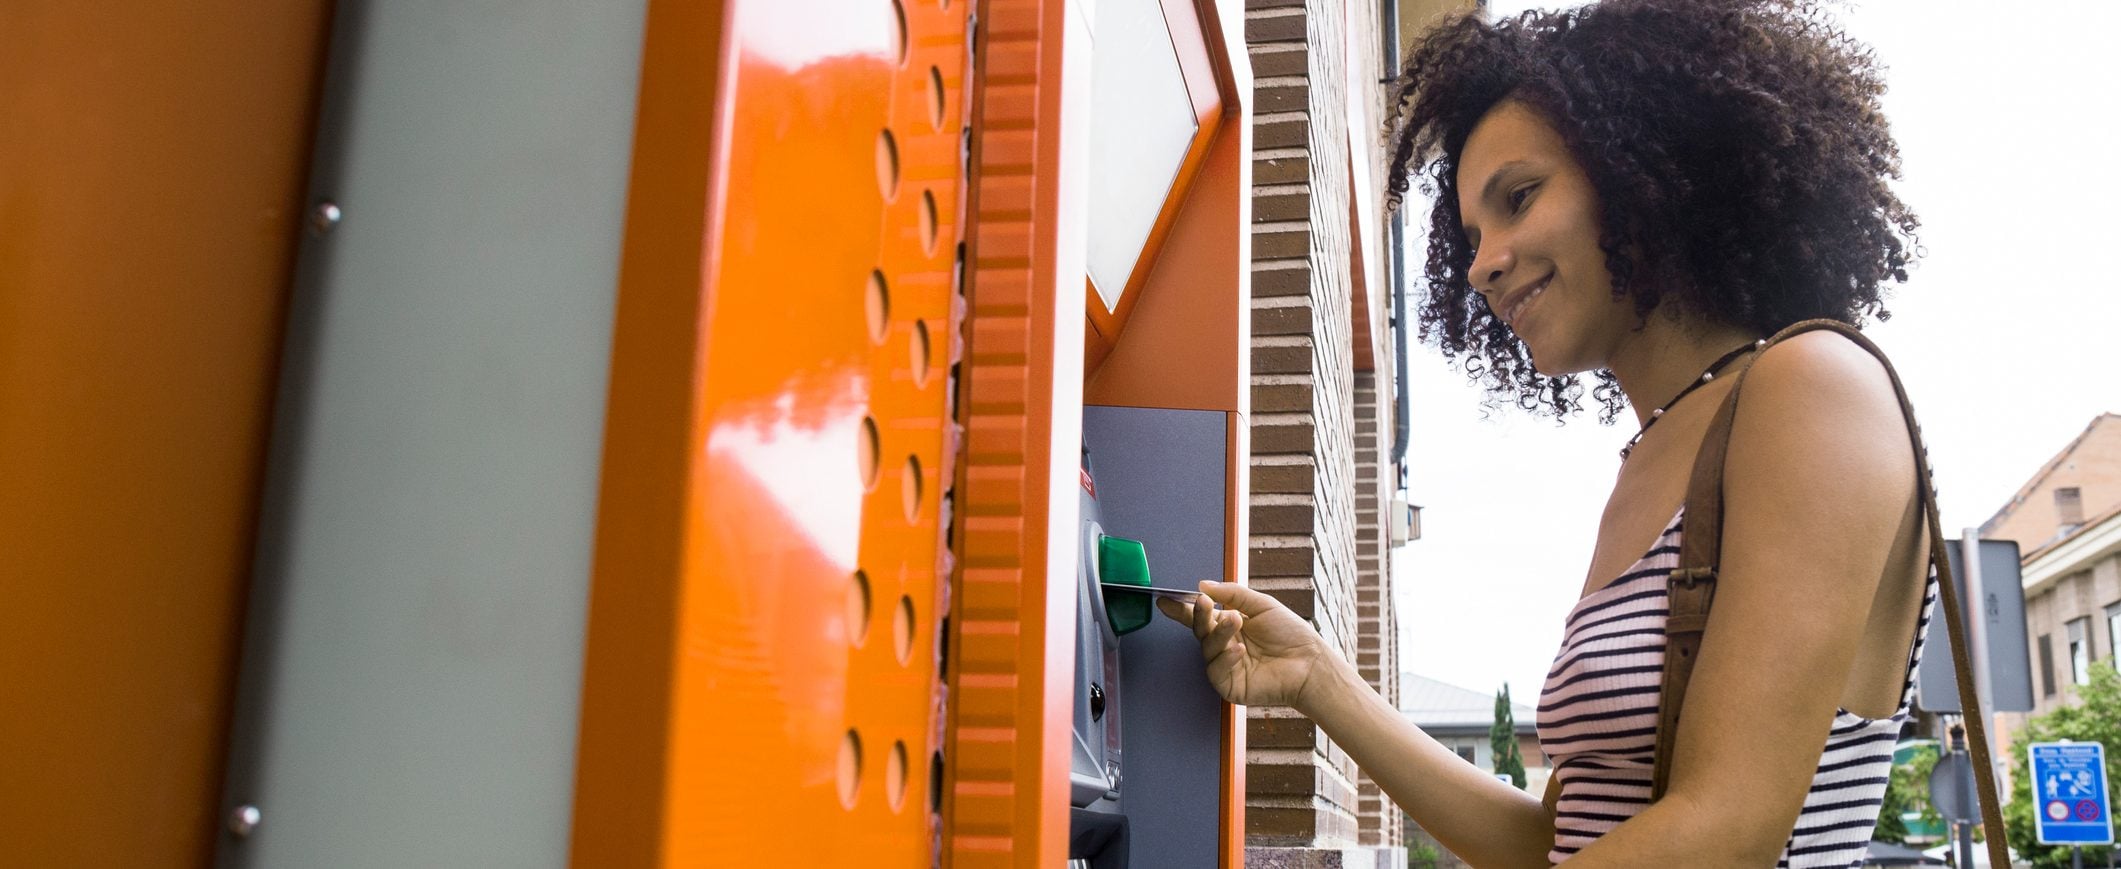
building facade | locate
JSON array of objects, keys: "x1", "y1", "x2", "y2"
[
  {"x1": 1399, "y1": 673, "x2": 1547, "y2": 779},
  {"x1": 1981, "y1": 415, "x2": 2121, "y2": 748}
]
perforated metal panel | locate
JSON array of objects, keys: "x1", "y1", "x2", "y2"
[{"x1": 668, "y1": 0, "x2": 971, "y2": 862}]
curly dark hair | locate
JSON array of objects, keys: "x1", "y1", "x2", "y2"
[{"x1": 1386, "y1": 0, "x2": 1919, "y2": 423}]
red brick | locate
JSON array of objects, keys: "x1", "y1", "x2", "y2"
[
  {"x1": 1251, "y1": 418, "x2": 1314, "y2": 452},
  {"x1": 1252, "y1": 344, "x2": 1313, "y2": 376},
  {"x1": 1252, "y1": 303, "x2": 1311, "y2": 335},
  {"x1": 1251, "y1": 264, "x2": 1312, "y2": 296},
  {"x1": 1246, "y1": 14, "x2": 1307, "y2": 43},
  {"x1": 1254, "y1": 154, "x2": 1310, "y2": 185},
  {"x1": 1251, "y1": 502, "x2": 1314, "y2": 534}
]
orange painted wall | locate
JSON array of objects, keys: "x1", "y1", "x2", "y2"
[{"x1": 0, "y1": 2, "x2": 333, "y2": 864}]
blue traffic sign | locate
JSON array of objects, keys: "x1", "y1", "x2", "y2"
[{"x1": 2029, "y1": 741, "x2": 2113, "y2": 846}]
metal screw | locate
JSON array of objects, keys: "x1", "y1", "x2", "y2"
[
  {"x1": 228, "y1": 804, "x2": 261, "y2": 838},
  {"x1": 309, "y1": 202, "x2": 342, "y2": 236},
  {"x1": 1089, "y1": 682, "x2": 1105, "y2": 721}
]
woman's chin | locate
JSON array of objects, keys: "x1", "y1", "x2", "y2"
[
  {"x1": 1524, "y1": 345, "x2": 1591, "y2": 379},
  {"x1": 1519, "y1": 340, "x2": 1554, "y2": 376}
]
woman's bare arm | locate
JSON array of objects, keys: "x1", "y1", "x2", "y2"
[
  {"x1": 1159, "y1": 585, "x2": 1556, "y2": 867},
  {"x1": 1297, "y1": 653, "x2": 1558, "y2": 868}
]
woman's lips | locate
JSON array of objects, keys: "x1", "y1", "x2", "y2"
[{"x1": 1504, "y1": 273, "x2": 1552, "y2": 328}]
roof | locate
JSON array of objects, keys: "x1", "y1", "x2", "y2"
[
  {"x1": 1400, "y1": 672, "x2": 1537, "y2": 733},
  {"x1": 2022, "y1": 498, "x2": 2121, "y2": 564},
  {"x1": 1980, "y1": 413, "x2": 2121, "y2": 538}
]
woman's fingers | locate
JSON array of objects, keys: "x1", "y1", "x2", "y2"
[
  {"x1": 1209, "y1": 607, "x2": 1242, "y2": 646},
  {"x1": 1200, "y1": 608, "x2": 1244, "y2": 664},
  {"x1": 1197, "y1": 580, "x2": 1285, "y2": 617}
]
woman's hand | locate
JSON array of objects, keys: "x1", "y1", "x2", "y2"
[{"x1": 1154, "y1": 580, "x2": 1334, "y2": 710}]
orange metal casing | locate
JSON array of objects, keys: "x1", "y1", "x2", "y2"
[
  {"x1": 940, "y1": 0, "x2": 1094, "y2": 865},
  {"x1": 570, "y1": 0, "x2": 969, "y2": 864},
  {"x1": 565, "y1": 0, "x2": 728, "y2": 862},
  {"x1": 1081, "y1": 0, "x2": 1229, "y2": 374},
  {"x1": 0, "y1": 3, "x2": 332, "y2": 864}
]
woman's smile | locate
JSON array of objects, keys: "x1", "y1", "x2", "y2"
[{"x1": 1500, "y1": 271, "x2": 1553, "y2": 331}]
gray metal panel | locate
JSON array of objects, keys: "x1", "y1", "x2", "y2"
[
  {"x1": 1917, "y1": 539, "x2": 2035, "y2": 714},
  {"x1": 215, "y1": 1, "x2": 646, "y2": 866},
  {"x1": 1082, "y1": 405, "x2": 1228, "y2": 866}
]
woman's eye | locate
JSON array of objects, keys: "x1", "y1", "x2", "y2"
[{"x1": 1509, "y1": 183, "x2": 1538, "y2": 214}]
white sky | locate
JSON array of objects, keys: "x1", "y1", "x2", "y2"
[{"x1": 1392, "y1": 0, "x2": 2121, "y2": 707}]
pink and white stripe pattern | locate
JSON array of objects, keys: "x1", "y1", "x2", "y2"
[{"x1": 1536, "y1": 506, "x2": 1937, "y2": 867}]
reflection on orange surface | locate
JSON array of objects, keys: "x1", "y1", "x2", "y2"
[
  {"x1": 706, "y1": 407, "x2": 868, "y2": 570},
  {"x1": 573, "y1": 0, "x2": 968, "y2": 863}
]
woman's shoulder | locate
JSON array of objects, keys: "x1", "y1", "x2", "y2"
[
  {"x1": 1725, "y1": 326, "x2": 1918, "y2": 506},
  {"x1": 1742, "y1": 327, "x2": 1905, "y2": 425}
]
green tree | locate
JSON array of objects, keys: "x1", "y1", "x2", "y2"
[
  {"x1": 1877, "y1": 742, "x2": 1940, "y2": 844},
  {"x1": 2004, "y1": 661, "x2": 2121, "y2": 868},
  {"x1": 1493, "y1": 684, "x2": 1527, "y2": 789}
]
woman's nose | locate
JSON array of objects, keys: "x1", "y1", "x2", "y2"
[{"x1": 1470, "y1": 243, "x2": 1513, "y2": 295}]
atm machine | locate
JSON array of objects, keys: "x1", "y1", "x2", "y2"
[
  {"x1": 1064, "y1": 0, "x2": 1244, "y2": 865},
  {"x1": 1068, "y1": 444, "x2": 1139, "y2": 866}
]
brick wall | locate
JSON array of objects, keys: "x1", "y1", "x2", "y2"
[
  {"x1": 1981, "y1": 416, "x2": 2121, "y2": 758},
  {"x1": 1244, "y1": 0, "x2": 1400, "y2": 856},
  {"x1": 1353, "y1": 372, "x2": 1401, "y2": 848}
]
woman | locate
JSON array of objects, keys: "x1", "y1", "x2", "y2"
[{"x1": 1158, "y1": 1, "x2": 1939, "y2": 864}]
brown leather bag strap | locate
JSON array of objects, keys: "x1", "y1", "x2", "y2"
[
  {"x1": 1647, "y1": 342, "x2": 1753, "y2": 799},
  {"x1": 1648, "y1": 327, "x2": 1762, "y2": 800},
  {"x1": 1647, "y1": 319, "x2": 2009, "y2": 867}
]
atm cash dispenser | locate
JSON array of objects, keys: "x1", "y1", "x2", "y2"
[{"x1": 1069, "y1": 443, "x2": 1149, "y2": 866}]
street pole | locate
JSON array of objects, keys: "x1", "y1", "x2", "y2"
[
  {"x1": 1961, "y1": 531, "x2": 1992, "y2": 722},
  {"x1": 1953, "y1": 721, "x2": 1975, "y2": 869},
  {"x1": 1961, "y1": 529, "x2": 1998, "y2": 859},
  {"x1": 2074, "y1": 844, "x2": 2084, "y2": 869}
]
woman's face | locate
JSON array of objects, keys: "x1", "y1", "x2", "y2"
[{"x1": 1455, "y1": 99, "x2": 1636, "y2": 376}]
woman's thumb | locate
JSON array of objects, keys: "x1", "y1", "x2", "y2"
[{"x1": 1198, "y1": 580, "x2": 1274, "y2": 614}]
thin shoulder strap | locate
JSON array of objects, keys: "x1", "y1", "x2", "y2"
[{"x1": 1647, "y1": 318, "x2": 2009, "y2": 867}]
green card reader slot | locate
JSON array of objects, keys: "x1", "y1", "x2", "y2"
[{"x1": 1098, "y1": 535, "x2": 1154, "y2": 636}]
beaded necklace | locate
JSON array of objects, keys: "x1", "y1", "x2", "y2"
[{"x1": 1618, "y1": 339, "x2": 1767, "y2": 461}]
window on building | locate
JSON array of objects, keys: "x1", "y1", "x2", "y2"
[
  {"x1": 1454, "y1": 745, "x2": 1476, "y2": 765},
  {"x1": 2069, "y1": 618, "x2": 2093, "y2": 686},
  {"x1": 2056, "y1": 487, "x2": 2085, "y2": 527},
  {"x1": 2039, "y1": 634, "x2": 2057, "y2": 697},
  {"x1": 2108, "y1": 602, "x2": 2121, "y2": 664}
]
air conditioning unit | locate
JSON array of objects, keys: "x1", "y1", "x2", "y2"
[{"x1": 1390, "y1": 497, "x2": 1422, "y2": 545}]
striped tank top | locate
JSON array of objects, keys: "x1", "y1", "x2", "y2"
[{"x1": 1536, "y1": 505, "x2": 1937, "y2": 867}]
